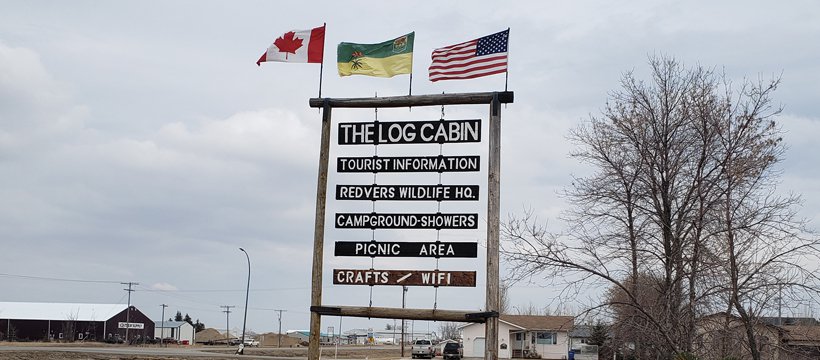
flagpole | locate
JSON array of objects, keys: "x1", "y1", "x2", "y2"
[
  {"x1": 408, "y1": 73, "x2": 413, "y2": 112},
  {"x1": 504, "y1": 27, "x2": 510, "y2": 92},
  {"x1": 318, "y1": 23, "x2": 327, "y2": 98},
  {"x1": 319, "y1": 62, "x2": 324, "y2": 98}
]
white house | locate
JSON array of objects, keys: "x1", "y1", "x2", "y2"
[
  {"x1": 154, "y1": 321, "x2": 195, "y2": 344},
  {"x1": 461, "y1": 315, "x2": 574, "y2": 359}
]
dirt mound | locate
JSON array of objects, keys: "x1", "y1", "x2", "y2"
[
  {"x1": 195, "y1": 328, "x2": 228, "y2": 344},
  {"x1": 255, "y1": 333, "x2": 302, "y2": 347}
]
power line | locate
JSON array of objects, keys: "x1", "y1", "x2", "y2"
[
  {"x1": 0, "y1": 272, "x2": 122, "y2": 284},
  {"x1": 139, "y1": 286, "x2": 311, "y2": 293}
]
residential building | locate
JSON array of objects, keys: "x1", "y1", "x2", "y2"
[
  {"x1": 154, "y1": 320, "x2": 195, "y2": 344},
  {"x1": 780, "y1": 325, "x2": 820, "y2": 359},
  {"x1": 461, "y1": 314, "x2": 574, "y2": 359}
]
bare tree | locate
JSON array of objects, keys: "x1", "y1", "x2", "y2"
[
  {"x1": 502, "y1": 56, "x2": 820, "y2": 360},
  {"x1": 438, "y1": 322, "x2": 462, "y2": 340},
  {"x1": 513, "y1": 302, "x2": 546, "y2": 316},
  {"x1": 62, "y1": 309, "x2": 80, "y2": 342},
  {"x1": 499, "y1": 280, "x2": 511, "y2": 315},
  {"x1": 706, "y1": 75, "x2": 820, "y2": 360}
]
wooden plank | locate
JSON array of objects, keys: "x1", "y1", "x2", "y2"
[
  {"x1": 311, "y1": 306, "x2": 495, "y2": 323},
  {"x1": 336, "y1": 184, "x2": 480, "y2": 201},
  {"x1": 334, "y1": 241, "x2": 478, "y2": 258},
  {"x1": 332, "y1": 269, "x2": 476, "y2": 286},
  {"x1": 337, "y1": 155, "x2": 481, "y2": 173},
  {"x1": 309, "y1": 91, "x2": 514, "y2": 108},
  {"x1": 338, "y1": 119, "x2": 481, "y2": 145},
  {"x1": 485, "y1": 93, "x2": 501, "y2": 360},
  {"x1": 334, "y1": 213, "x2": 478, "y2": 229},
  {"x1": 308, "y1": 103, "x2": 331, "y2": 360}
]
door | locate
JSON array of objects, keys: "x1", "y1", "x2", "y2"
[{"x1": 473, "y1": 337, "x2": 486, "y2": 357}]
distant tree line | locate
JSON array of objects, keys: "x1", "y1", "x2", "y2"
[{"x1": 169, "y1": 310, "x2": 205, "y2": 332}]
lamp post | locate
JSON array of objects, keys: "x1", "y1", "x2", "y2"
[{"x1": 239, "y1": 247, "x2": 251, "y2": 355}]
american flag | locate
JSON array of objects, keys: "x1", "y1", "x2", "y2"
[{"x1": 428, "y1": 29, "x2": 509, "y2": 82}]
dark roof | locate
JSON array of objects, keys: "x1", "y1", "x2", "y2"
[
  {"x1": 499, "y1": 315, "x2": 574, "y2": 331},
  {"x1": 760, "y1": 317, "x2": 820, "y2": 326},
  {"x1": 782, "y1": 325, "x2": 820, "y2": 342},
  {"x1": 568, "y1": 325, "x2": 593, "y2": 338}
]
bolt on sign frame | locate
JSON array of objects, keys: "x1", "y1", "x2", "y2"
[{"x1": 307, "y1": 91, "x2": 513, "y2": 360}]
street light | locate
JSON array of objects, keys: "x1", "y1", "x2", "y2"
[{"x1": 239, "y1": 247, "x2": 251, "y2": 355}]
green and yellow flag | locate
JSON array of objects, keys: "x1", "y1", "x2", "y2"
[{"x1": 337, "y1": 32, "x2": 414, "y2": 77}]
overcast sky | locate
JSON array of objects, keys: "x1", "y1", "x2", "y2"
[{"x1": 2, "y1": 1, "x2": 820, "y2": 335}]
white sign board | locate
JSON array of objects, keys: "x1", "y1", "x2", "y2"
[{"x1": 118, "y1": 322, "x2": 144, "y2": 329}]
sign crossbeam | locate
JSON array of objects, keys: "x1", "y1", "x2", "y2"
[
  {"x1": 311, "y1": 305, "x2": 495, "y2": 323},
  {"x1": 308, "y1": 91, "x2": 514, "y2": 108}
]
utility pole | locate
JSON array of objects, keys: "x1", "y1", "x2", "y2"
[
  {"x1": 221, "y1": 305, "x2": 235, "y2": 344},
  {"x1": 274, "y1": 309, "x2": 286, "y2": 347},
  {"x1": 401, "y1": 286, "x2": 407, "y2": 357},
  {"x1": 121, "y1": 282, "x2": 139, "y2": 343},
  {"x1": 160, "y1": 304, "x2": 168, "y2": 347}
]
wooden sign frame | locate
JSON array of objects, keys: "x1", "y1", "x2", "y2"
[{"x1": 307, "y1": 91, "x2": 512, "y2": 360}]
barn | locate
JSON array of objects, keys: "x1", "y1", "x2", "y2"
[{"x1": 0, "y1": 302, "x2": 154, "y2": 342}]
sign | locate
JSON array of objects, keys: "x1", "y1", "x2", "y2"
[
  {"x1": 337, "y1": 155, "x2": 480, "y2": 173},
  {"x1": 338, "y1": 119, "x2": 481, "y2": 145},
  {"x1": 335, "y1": 213, "x2": 478, "y2": 229},
  {"x1": 335, "y1": 241, "x2": 478, "y2": 258},
  {"x1": 336, "y1": 184, "x2": 479, "y2": 201},
  {"x1": 333, "y1": 269, "x2": 476, "y2": 287},
  {"x1": 118, "y1": 322, "x2": 144, "y2": 329}
]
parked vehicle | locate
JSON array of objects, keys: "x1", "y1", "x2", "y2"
[
  {"x1": 442, "y1": 342, "x2": 463, "y2": 360},
  {"x1": 412, "y1": 339, "x2": 435, "y2": 359},
  {"x1": 244, "y1": 338, "x2": 260, "y2": 347}
]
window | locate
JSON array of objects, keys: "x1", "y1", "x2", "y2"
[
  {"x1": 515, "y1": 333, "x2": 522, "y2": 341},
  {"x1": 535, "y1": 332, "x2": 556, "y2": 345}
]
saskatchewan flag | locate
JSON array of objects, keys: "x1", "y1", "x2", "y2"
[{"x1": 337, "y1": 32, "x2": 414, "y2": 77}]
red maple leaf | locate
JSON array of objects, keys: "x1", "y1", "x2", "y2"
[{"x1": 273, "y1": 31, "x2": 303, "y2": 59}]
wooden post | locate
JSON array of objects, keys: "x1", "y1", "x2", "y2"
[
  {"x1": 485, "y1": 93, "x2": 502, "y2": 360},
  {"x1": 308, "y1": 102, "x2": 332, "y2": 360}
]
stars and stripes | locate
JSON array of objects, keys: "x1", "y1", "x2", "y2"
[{"x1": 428, "y1": 29, "x2": 509, "y2": 82}]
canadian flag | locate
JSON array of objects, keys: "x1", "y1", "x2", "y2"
[{"x1": 257, "y1": 25, "x2": 325, "y2": 65}]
